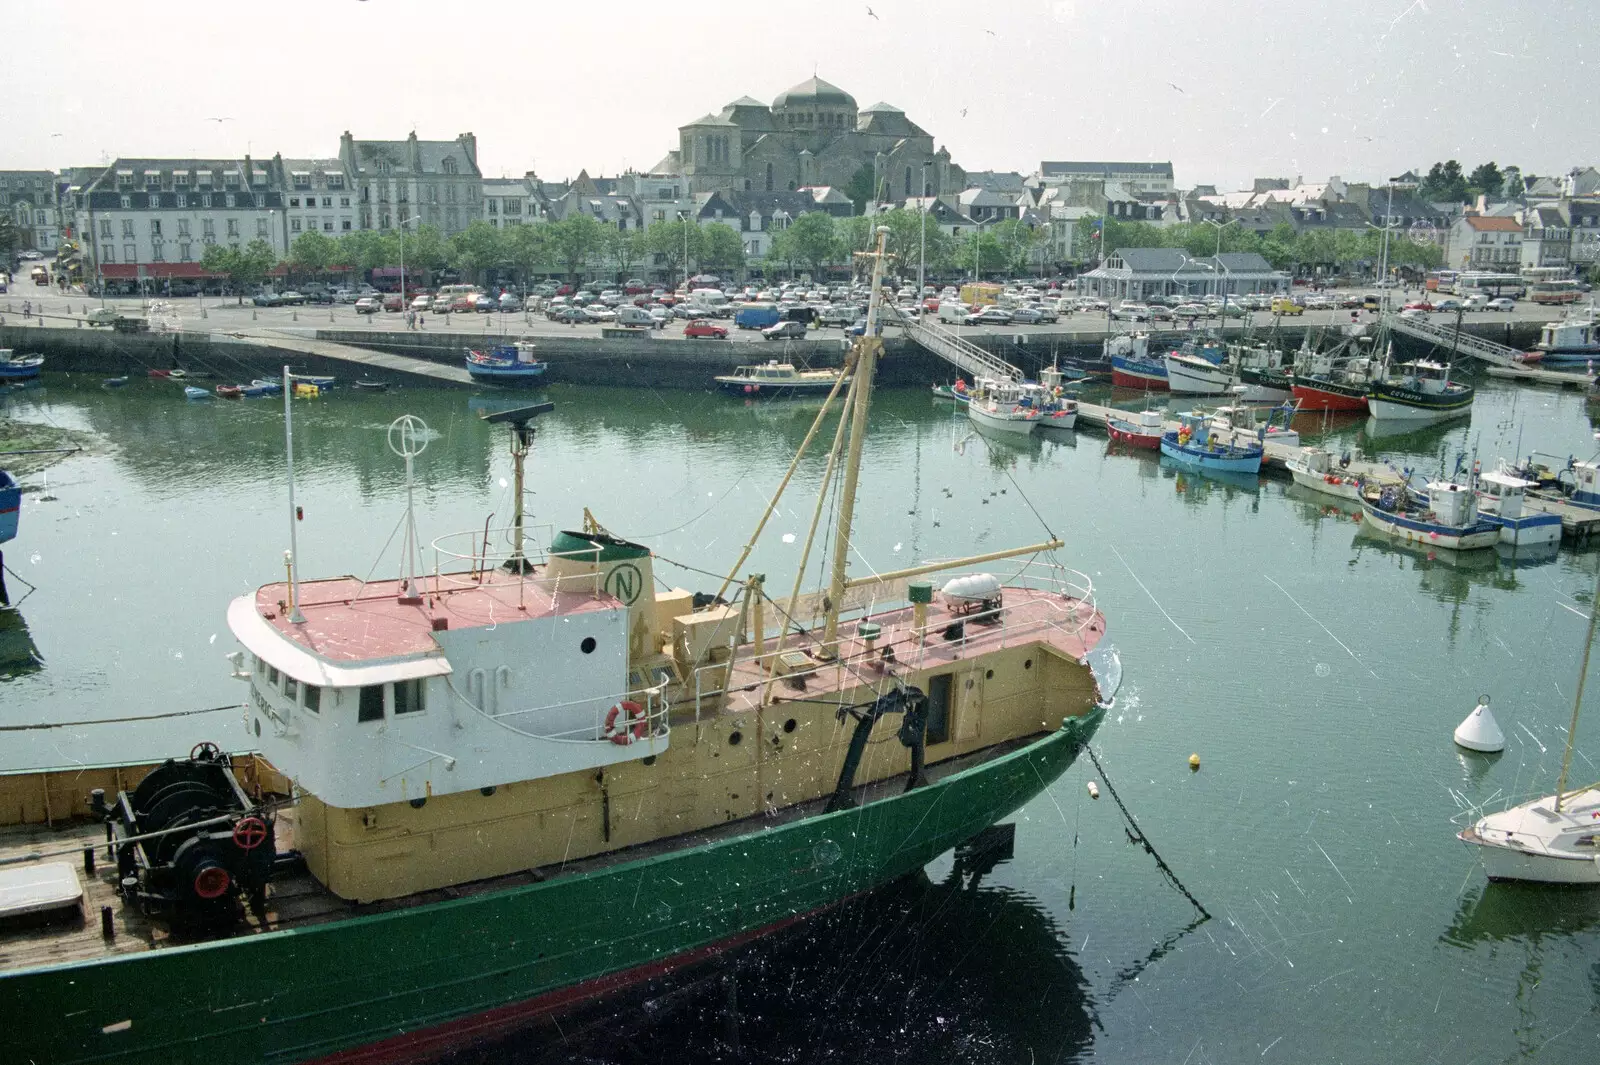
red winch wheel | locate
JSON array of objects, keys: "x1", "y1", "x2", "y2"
[
  {"x1": 232, "y1": 816, "x2": 269, "y2": 850},
  {"x1": 193, "y1": 866, "x2": 231, "y2": 899}
]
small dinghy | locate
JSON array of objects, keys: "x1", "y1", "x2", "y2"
[
  {"x1": 102, "y1": 376, "x2": 129, "y2": 388},
  {"x1": 184, "y1": 386, "x2": 212, "y2": 400},
  {"x1": 215, "y1": 384, "x2": 244, "y2": 400},
  {"x1": 353, "y1": 378, "x2": 390, "y2": 392}
]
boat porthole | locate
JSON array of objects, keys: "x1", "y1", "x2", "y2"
[
  {"x1": 409, "y1": 797, "x2": 427, "y2": 809},
  {"x1": 783, "y1": 718, "x2": 797, "y2": 733},
  {"x1": 729, "y1": 730, "x2": 743, "y2": 746},
  {"x1": 985, "y1": 669, "x2": 995, "y2": 680},
  {"x1": 580, "y1": 636, "x2": 597, "y2": 654},
  {"x1": 1024, "y1": 658, "x2": 1033, "y2": 670},
  {"x1": 480, "y1": 786, "x2": 496, "y2": 797},
  {"x1": 253, "y1": 719, "x2": 261, "y2": 738}
]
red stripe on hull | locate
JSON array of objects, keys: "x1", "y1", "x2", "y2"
[
  {"x1": 303, "y1": 902, "x2": 847, "y2": 1065},
  {"x1": 1291, "y1": 383, "x2": 1368, "y2": 412},
  {"x1": 1111, "y1": 370, "x2": 1169, "y2": 390},
  {"x1": 1107, "y1": 427, "x2": 1162, "y2": 449}
]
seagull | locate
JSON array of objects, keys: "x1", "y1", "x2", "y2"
[
  {"x1": 1168, "y1": 82, "x2": 1185, "y2": 94},
  {"x1": 49, "y1": 132, "x2": 63, "y2": 138},
  {"x1": 984, "y1": 28, "x2": 996, "y2": 36},
  {"x1": 206, "y1": 116, "x2": 234, "y2": 124},
  {"x1": 865, "y1": 5, "x2": 878, "y2": 18},
  {"x1": 960, "y1": 107, "x2": 968, "y2": 118}
]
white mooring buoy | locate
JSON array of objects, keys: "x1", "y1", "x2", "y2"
[{"x1": 1453, "y1": 694, "x2": 1505, "y2": 753}]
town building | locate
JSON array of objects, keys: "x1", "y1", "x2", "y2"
[
  {"x1": 1036, "y1": 161, "x2": 1176, "y2": 196},
  {"x1": 1076, "y1": 247, "x2": 1286, "y2": 301},
  {"x1": 661, "y1": 77, "x2": 964, "y2": 200},
  {"x1": 1522, "y1": 205, "x2": 1571, "y2": 271},
  {"x1": 1446, "y1": 215, "x2": 1522, "y2": 270},
  {"x1": 695, "y1": 189, "x2": 855, "y2": 261},
  {"x1": 272, "y1": 156, "x2": 356, "y2": 241},
  {"x1": 1, "y1": 170, "x2": 62, "y2": 254},
  {"x1": 337, "y1": 131, "x2": 482, "y2": 235},
  {"x1": 481, "y1": 175, "x2": 548, "y2": 228},
  {"x1": 74, "y1": 157, "x2": 288, "y2": 288}
]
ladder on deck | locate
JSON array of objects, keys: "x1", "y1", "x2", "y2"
[
  {"x1": 1381, "y1": 312, "x2": 1526, "y2": 368},
  {"x1": 904, "y1": 320, "x2": 1025, "y2": 382}
]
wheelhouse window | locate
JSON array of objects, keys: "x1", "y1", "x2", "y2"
[
  {"x1": 358, "y1": 685, "x2": 385, "y2": 722},
  {"x1": 394, "y1": 679, "x2": 426, "y2": 715},
  {"x1": 267, "y1": 664, "x2": 279, "y2": 686},
  {"x1": 283, "y1": 676, "x2": 298, "y2": 701},
  {"x1": 303, "y1": 684, "x2": 321, "y2": 713}
]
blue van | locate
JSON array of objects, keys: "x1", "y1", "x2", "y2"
[{"x1": 734, "y1": 302, "x2": 781, "y2": 330}]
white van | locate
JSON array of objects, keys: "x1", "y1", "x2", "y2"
[
  {"x1": 615, "y1": 306, "x2": 659, "y2": 329},
  {"x1": 689, "y1": 288, "x2": 731, "y2": 318},
  {"x1": 937, "y1": 300, "x2": 970, "y2": 324}
]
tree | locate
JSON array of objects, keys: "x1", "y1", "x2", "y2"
[
  {"x1": 1500, "y1": 166, "x2": 1523, "y2": 200},
  {"x1": 0, "y1": 216, "x2": 20, "y2": 264},
  {"x1": 1467, "y1": 162, "x2": 1504, "y2": 201},
  {"x1": 699, "y1": 222, "x2": 744, "y2": 277},
  {"x1": 645, "y1": 219, "x2": 702, "y2": 282},
  {"x1": 503, "y1": 223, "x2": 550, "y2": 286},
  {"x1": 545, "y1": 214, "x2": 607, "y2": 282},
  {"x1": 337, "y1": 230, "x2": 396, "y2": 273},
  {"x1": 952, "y1": 229, "x2": 1006, "y2": 278},
  {"x1": 287, "y1": 231, "x2": 335, "y2": 277},
  {"x1": 402, "y1": 224, "x2": 449, "y2": 276},
  {"x1": 786, "y1": 212, "x2": 839, "y2": 277},
  {"x1": 202, "y1": 239, "x2": 276, "y2": 302},
  {"x1": 764, "y1": 226, "x2": 800, "y2": 279},
  {"x1": 879, "y1": 207, "x2": 951, "y2": 280},
  {"x1": 845, "y1": 165, "x2": 878, "y2": 214},
  {"x1": 1421, "y1": 160, "x2": 1468, "y2": 203},
  {"x1": 989, "y1": 218, "x2": 1045, "y2": 276},
  {"x1": 448, "y1": 221, "x2": 505, "y2": 284}
]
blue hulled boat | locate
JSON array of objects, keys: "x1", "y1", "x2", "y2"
[
  {"x1": 0, "y1": 469, "x2": 19, "y2": 546},
  {"x1": 1106, "y1": 332, "x2": 1166, "y2": 390},
  {"x1": 1158, "y1": 410, "x2": 1264, "y2": 474},
  {"x1": 1360, "y1": 478, "x2": 1499, "y2": 551},
  {"x1": 466, "y1": 342, "x2": 547, "y2": 386},
  {"x1": 0, "y1": 352, "x2": 44, "y2": 382}
]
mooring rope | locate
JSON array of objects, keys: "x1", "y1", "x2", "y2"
[
  {"x1": 1085, "y1": 745, "x2": 1210, "y2": 920},
  {"x1": 0, "y1": 703, "x2": 246, "y2": 732}
]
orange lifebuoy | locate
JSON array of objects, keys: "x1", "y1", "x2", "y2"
[{"x1": 604, "y1": 700, "x2": 647, "y2": 745}]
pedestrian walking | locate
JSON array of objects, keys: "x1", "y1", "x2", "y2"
[{"x1": 418, "y1": 314, "x2": 425, "y2": 329}]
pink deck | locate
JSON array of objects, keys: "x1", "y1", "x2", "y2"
[
  {"x1": 723, "y1": 586, "x2": 1106, "y2": 709},
  {"x1": 257, "y1": 570, "x2": 618, "y2": 662}
]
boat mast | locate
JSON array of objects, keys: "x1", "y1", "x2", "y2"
[
  {"x1": 282, "y1": 365, "x2": 304, "y2": 624},
  {"x1": 819, "y1": 224, "x2": 890, "y2": 658},
  {"x1": 1554, "y1": 562, "x2": 1600, "y2": 811}
]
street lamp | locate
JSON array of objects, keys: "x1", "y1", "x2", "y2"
[
  {"x1": 397, "y1": 213, "x2": 425, "y2": 317},
  {"x1": 677, "y1": 209, "x2": 692, "y2": 293},
  {"x1": 1201, "y1": 216, "x2": 1239, "y2": 257},
  {"x1": 918, "y1": 164, "x2": 928, "y2": 303}
]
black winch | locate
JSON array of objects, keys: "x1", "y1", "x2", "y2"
[{"x1": 90, "y1": 743, "x2": 275, "y2": 922}]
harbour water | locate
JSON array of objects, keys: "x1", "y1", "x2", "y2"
[{"x1": 3, "y1": 373, "x2": 1598, "y2": 1063}]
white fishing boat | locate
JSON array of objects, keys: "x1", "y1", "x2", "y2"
[
  {"x1": 1163, "y1": 335, "x2": 1231, "y2": 396},
  {"x1": 1208, "y1": 399, "x2": 1301, "y2": 451},
  {"x1": 1285, "y1": 446, "x2": 1366, "y2": 502},
  {"x1": 1366, "y1": 358, "x2": 1474, "y2": 423},
  {"x1": 1360, "y1": 475, "x2": 1499, "y2": 551},
  {"x1": 1459, "y1": 564, "x2": 1600, "y2": 884},
  {"x1": 966, "y1": 377, "x2": 1041, "y2": 436},
  {"x1": 1233, "y1": 341, "x2": 1294, "y2": 403},
  {"x1": 1474, "y1": 461, "x2": 1563, "y2": 547}
]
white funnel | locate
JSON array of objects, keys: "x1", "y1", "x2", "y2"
[{"x1": 1453, "y1": 695, "x2": 1505, "y2": 753}]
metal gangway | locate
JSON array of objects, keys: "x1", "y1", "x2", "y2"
[
  {"x1": 904, "y1": 320, "x2": 1025, "y2": 382},
  {"x1": 1381, "y1": 312, "x2": 1525, "y2": 368}
]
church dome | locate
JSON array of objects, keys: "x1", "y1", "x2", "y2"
[{"x1": 772, "y1": 76, "x2": 856, "y2": 110}]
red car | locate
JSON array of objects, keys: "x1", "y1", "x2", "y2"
[
  {"x1": 1403, "y1": 300, "x2": 1434, "y2": 312},
  {"x1": 382, "y1": 294, "x2": 404, "y2": 312},
  {"x1": 684, "y1": 320, "x2": 728, "y2": 340},
  {"x1": 555, "y1": 284, "x2": 574, "y2": 297}
]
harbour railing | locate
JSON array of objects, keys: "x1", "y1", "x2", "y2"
[
  {"x1": 1381, "y1": 312, "x2": 1525, "y2": 367},
  {"x1": 906, "y1": 320, "x2": 1026, "y2": 382}
]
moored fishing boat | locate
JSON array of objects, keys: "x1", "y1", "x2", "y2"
[
  {"x1": 466, "y1": 342, "x2": 548, "y2": 386},
  {"x1": 966, "y1": 377, "x2": 1041, "y2": 435},
  {"x1": 1285, "y1": 446, "x2": 1367, "y2": 502},
  {"x1": 1233, "y1": 340, "x2": 1293, "y2": 403},
  {"x1": 1359, "y1": 476, "x2": 1498, "y2": 550},
  {"x1": 715, "y1": 360, "x2": 847, "y2": 398},
  {"x1": 1474, "y1": 462, "x2": 1563, "y2": 547},
  {"x1": 1107, "y1": 332, "x2": 1166, "y2": 390},
  {"x1": 1163, "y1": 335, "x2": 1231, "y2": 396},
  {"x1": 0, "y1": 230, "x2": 1119, "y2": 1065},
  {"x1": 1366, "y1": 358, "x2": 1473, "y2": 422},
  {"x1": 931, "y1": 381, "x2": 970, "y2": 404},
  {"x1": 1159, "y1": 410, "x2": 1264, "y2": 475},
  {"x1": 1289, "y1": 326, "x2": 1380, "y2": 412},
  {"x1": 1531, "y1": 305, "x2": 1599, "y2": 366},
  {"x1": 1019, "y1": 365, "x2": 1079, "y2": 431},
  {"x1": 0, "y1": 352, "x2": 44, "y2": 382},
  {"x1": 0, "y1": 468, "x2": 19, "y2": 546},
  {"x1": 1106, "y1": 408, "x2": 1164, "y2": 449}
]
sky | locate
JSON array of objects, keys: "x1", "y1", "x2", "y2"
[{"x1": 5, "y1": 0, "x2": 1594, "y2": 192}]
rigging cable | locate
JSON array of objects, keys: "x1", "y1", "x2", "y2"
[{"x1": 1084, "y1": 745, "x2": 1210, "y2": 920}]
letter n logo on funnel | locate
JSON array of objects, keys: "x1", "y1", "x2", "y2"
[{"x1": 605, "y1": 563, "x2": 643, "y2": 605}]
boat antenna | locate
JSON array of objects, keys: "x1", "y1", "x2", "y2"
[
  {"x1": 479, "y1": 402, "x2": 555, "y2": 574},
  {"x1": 819, "y1": 224, "x2": 891, "y2": 658},
  {"x1": 388, "y1": 415, "x2": 430, "y2": 605},
  {"x1": 282, "y1": 365, "x2": 305, "y2": 624},
  {"x1": 1555, "y1": 560, "x2": 1600, "y2": 811}
]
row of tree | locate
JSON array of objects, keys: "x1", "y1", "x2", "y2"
[
  {"x1": 1417, "y1": 161, "x2": 1534, "y2": 204},
  {"x1": 1080, "y1": 216, "x2": 1444, "y2": 274}
]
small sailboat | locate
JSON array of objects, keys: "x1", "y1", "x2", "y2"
[
  {"x1": 1459, "y1": 565, "x2": 1600, "y2": 884},
  {"x1": 1159, "y1": 410, "x2": 1264, "y2": 474},
  {"x1": 965, "y1": 377, "x2": 1041, "y2": 436}
]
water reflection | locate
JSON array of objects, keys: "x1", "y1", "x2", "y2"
[
  {"x1": 0, "y1": 608, "x2": 44, "y2": 680},
  {"x1": 449, "y1": 870, "x2": 1097, "y2": 1065},
  {"x1": 1157, "y1": 457, "x2": 1263, "y2": 504}
]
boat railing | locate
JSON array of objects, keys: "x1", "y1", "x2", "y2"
[
  {"x1": 681, "y1": 561, "x2": 1099, "y2": 707},
  {"x1": 427, "y1": 524, "x2": 605, "y2": 598},
  {"x1": 475, "y1": 680, "x2": 672, "y2": 748}
]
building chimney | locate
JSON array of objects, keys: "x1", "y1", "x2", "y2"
[{"x1": 459, "y1": 133, "x2": 478, "y2": 170}]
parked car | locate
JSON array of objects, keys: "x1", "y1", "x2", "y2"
[
  {"x1": 410, "y1": 295, "x2": 432, "y2": 312},
  {"x1": 1268, "y1": 298, "x2": 1302, "y2": 316},
  {"x1": 684, "y1": 320, "x2": 728, "y2": 339},
  {"x1": 584, "y1": 305, "x2": 617, "y2": 323},
  {"x1": 1009, "y1": 306, "x2": 1044, "y2": 325},
  {"x1": 1486, "y1": 297, "x2": 1516, "y2": 312},
  {"x1": 1433, "y1": 298, "x2": 1464, "y2": 313},
  {"x1": 762, "y1": 320, "x2": 808, "y2": 340},
  {"x1": 498, "y1": 293, "x2": 522, "y2": 312},
  {"x1": 1218, "y1": 302, "x2": 1249, "y2": 318},
  {"x1": 549, "y1": 306, "x2": 587, "y2": 324},
  {"x1": 382, "y1": 294, "x2": 405, "y2": 312},
  {"x1": 1398, "y1": 307, "x2": 1430, "y2": 320},
  {"x1": 355, "y1": 297, "x2": 381, "y2": 314},
  {"x1": 615, "y1": 306, "x2": 660, "y2": 329},
  {"x1": 1150, "y1": 305, "x2": 1175, "y2": 321},
  {"x1": 647, "y1": 305, "x2": 672, "y2": 325},
  {"x1": 962, "y1": 307, "x2": 1012, "y2": 326},
  {"x1": 1110, "y1": 303, "x2": 1152, "y2": 322},
  {"x1": 1402, "y1": 300, "x2": 1434, "y2": 312},
  {"x1": 251, "y1": 291, "x2": 283, "y2": 307},
  {"x1": 278, "y1": 291, "x2": 307, "y2": 306},
  {"x1": 473, "y1": 294, "x2": 496, "y2": 313},
  {"x1": 85, "y1": 306, "x2": 119, "y2": 326}
]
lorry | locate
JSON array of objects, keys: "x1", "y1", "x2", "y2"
[{"x1": 734, "y1": 302, "x2": 781, "y2": 330}]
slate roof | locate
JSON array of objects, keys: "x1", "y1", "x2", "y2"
[
  {"x1": 1111, "y1": 248, "x2": 1204, "y2": 273},
  {"x1": 772, "y1": 76, "x2": 856, "y2": 109},
  {"x1": 1206, "y1": 253, "x2": 1276, "y2": 273}
]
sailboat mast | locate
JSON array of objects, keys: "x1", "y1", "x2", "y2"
[
  {"x1": 1555, "y1": 562, "x2": 1600, "y2": 810},
  {"x1": 819, "y1": 224, "x2": 890, "y2": 657},
  {"x1": 283, "y1": 365, "x2": 305, "y2": 624}
]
